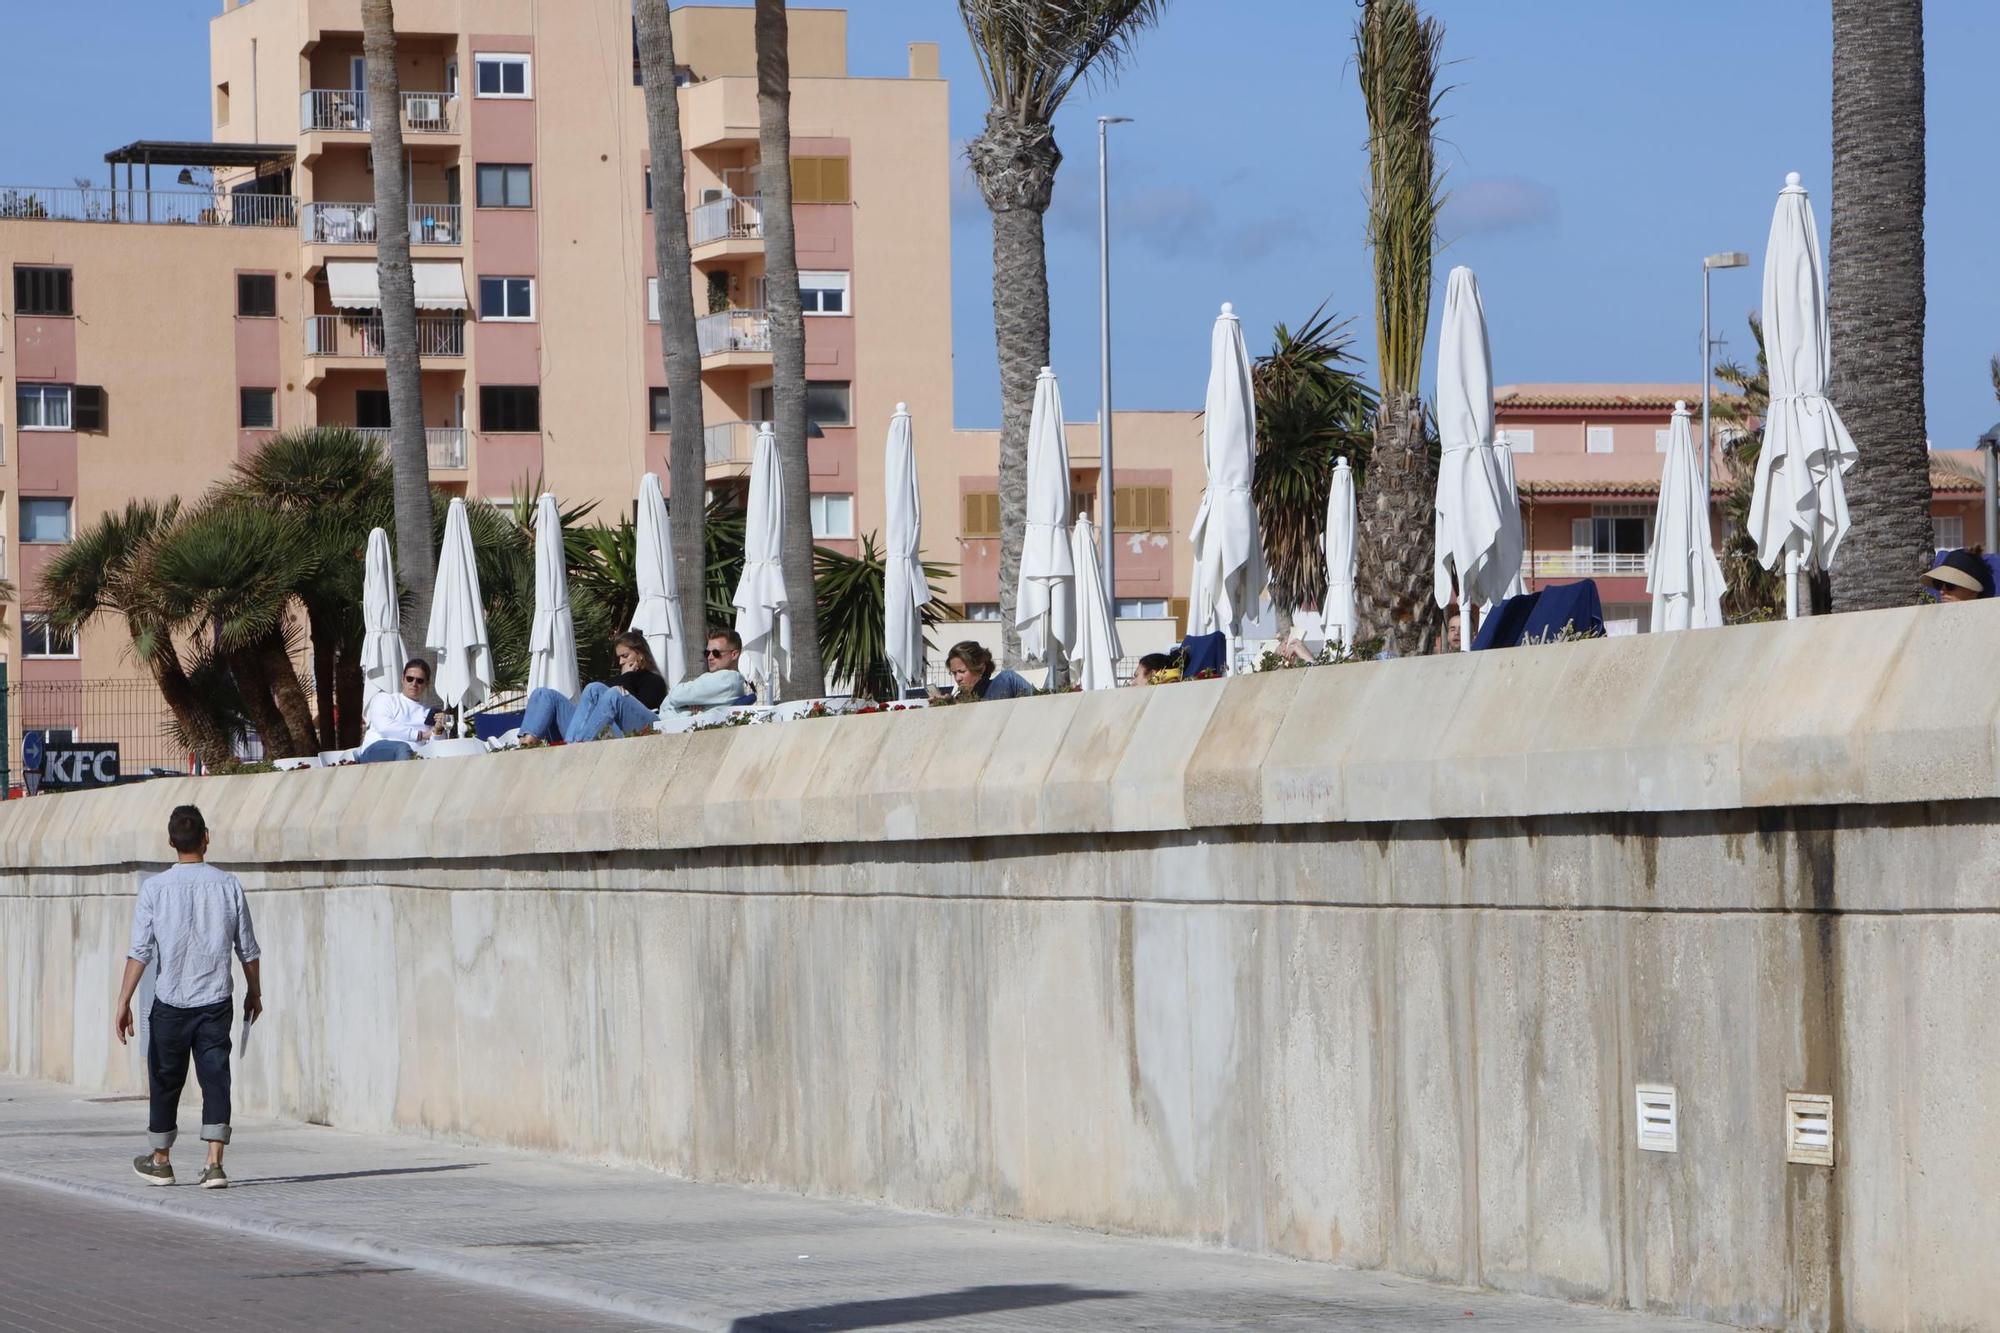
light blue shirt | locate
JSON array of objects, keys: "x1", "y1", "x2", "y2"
[{"x1": 128, "y1": 861, "x2": 260, "y2": 1009}]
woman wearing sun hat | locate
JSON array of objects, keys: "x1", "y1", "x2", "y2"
[{"x1": 1920, "y1": 548, "x2": 1995, "y2": 603}]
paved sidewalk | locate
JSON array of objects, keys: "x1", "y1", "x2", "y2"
[{"x1": 0, "y1": 1076, "x2": 1716, "y2": 1331}]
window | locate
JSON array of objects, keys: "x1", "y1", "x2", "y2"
[
  {"x1": 475, "y1": 163, "x2": 533, "y2": 209},
  {"x1": 800, "y1": 271, "x2": 849, "y2": 315},
  {"x1": 14, "y1": 265, "x2": 73, "y2": 316},
  {"x1": 964, "y1": 602, "x2": 1001, "y2": 622},
  {"x1": 1503, "y1": 428, "x2": 1534, "y2": 454},
  {"x1": 215, "y1": 82, "x2": 231, "y2": 126},
  {"x1": 1115, "y1": 598, "x2": 1169, "y2": 620},
  {"x1": 961, "y1": 491, "x2": 1000, "y2": 539},
  {"x1": 16, "y1": 384, "x2": 71, "y2": 430},
  {"x1": 72, "y1": 386, "x2": 106, "y2": 433},
  {"x1": 1586, "y1": 425, "x2": 1615, "y2": 454},
  {"x1": 1935, "y1": 515, "x2": 1966, "y2": 551},
  {"x1": 804, "y1": 380, "x2": 851, "y2": 428},
  {"x1": 22, "y1": 614, "x2": 77, "y2": 659},
  {"x1": 474, "y1": 53, "x2": 532, "y2": 98},
  {"x1": 21, "y1": 497, "x2": 74, "y2": 544},
  {"x1": 479, "y1": 276, "x2": 535, "y2": 320},
  {"x1": 356, "y1": 389, "x2": 391, "y2": 429},
  {"x1": 809, "y1": 492, "x2": 854, "y2": 539},
  {"x1": 791, "y1": 156, "x2": 851, "y2": 204},
  {"x1": 1579, "y1": 504, "x2": 1650, "y2": 556},
  {"x1": 1654, "y1": 427, "x2": 1672, "y2": 453},
  {"x1": 240, "y1": 388, "x2": 277, "y2": 430},
  {"x1": 1113, "y1": 486, "x2": 1172, "y2": 532},
  {"x1": 236, "y1": 273, "x2": 277, "y2": 317},
  {"x1": 480, "y1": 385, "x2": 541, "y2": 433},
  {"x1": 649, "y1": 388, "x2": 671, "y2": 433},
  {"x1": 646, "y1": 276, "x2": 661, "y2": 322}
]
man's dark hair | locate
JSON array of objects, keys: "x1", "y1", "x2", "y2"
[
  {"x1": 167, "y1": 805, "x2": 207, "y2": 853},
  {"x1": 707, "y1": 627, "x2": 743, "y2": 652},
  {"x1": 402, "y1": 657, "x2": 431, "y2": 680},
  {"x1": 1138, "y1": 652, "x2": 1174, "y2": 672}
]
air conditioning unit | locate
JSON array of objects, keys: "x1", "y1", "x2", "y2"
[{"x1": 408, "y1": 98, "x2": 443, "y2": 124}]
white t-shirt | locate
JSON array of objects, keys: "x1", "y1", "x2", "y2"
[{"x1": 363, "y1": 691, "x2": 434, "y2": 746}]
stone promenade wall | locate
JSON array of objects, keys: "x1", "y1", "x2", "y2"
[{"x1": 4, "y1": 602, "x2": 1997, "y2": 1331}]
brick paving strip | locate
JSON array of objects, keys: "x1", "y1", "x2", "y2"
[{"x1": 0, "y1": 1076, "x2": 1720, "y2": 1332}]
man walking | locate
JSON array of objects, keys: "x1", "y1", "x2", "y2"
[{"x1": 114, "y1": 805, "x2": 262, "y2": 1189}]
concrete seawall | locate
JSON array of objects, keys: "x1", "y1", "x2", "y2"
[{"x1": 4, "y1": 603, "x2": 1997, "y2": 1330}]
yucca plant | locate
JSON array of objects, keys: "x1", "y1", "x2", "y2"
[
  {"x1": 1713, "y1": 314, "x2": 1786, "y2": 621},
  {"x1": 812, "y1": 535, "x2": 959, "y2": 699},
  {"x1": 1352, "y1": 0, "x2": 1447, "y2": 655},
  {"x1": 1252, "y1": 306, "x2": 1377, "y2": 625},
  {"x1": 958, "y1": 0, "x2": 1169, "y2": 665}
]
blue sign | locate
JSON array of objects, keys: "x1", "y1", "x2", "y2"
[{"x1": 21, "y1": 731, "x2": 44, "y2": 774}]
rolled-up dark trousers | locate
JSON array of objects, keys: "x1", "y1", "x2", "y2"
[{"x1": 146, "y1": 998, "x2": 233, "y2": 1151}]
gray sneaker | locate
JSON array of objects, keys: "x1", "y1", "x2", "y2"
[
  {"x1": 132, "y1": 1154, "x2": 174, "y2": 1186},
  {"x1": 197, "y1": 1164, "x2": 228, "y2": 1190}
]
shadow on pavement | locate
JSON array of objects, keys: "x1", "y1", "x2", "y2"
[
  {"x1": 728, "y1": 1283, "x2": 1130, "y2": 1331},
  {"x1": 233, "y1": 1162, "x2": 485, "y2": 1188}
]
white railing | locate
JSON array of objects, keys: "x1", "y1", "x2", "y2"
[
  {"x1": 690, "y1": 194, "x2": 763, "y2": 246},
  {"x1": 696, "y1": 308, "x2": 771, "y2": 357},
  {"x1": 355, "y1": 426, "x2": 468, "y2": 470},
  {"x1": 302, "y1": 201, "x2": 462, "y2": 245},
  {"x1": 0, "y1": 185, "x2": 296, "y2": 227},
  {"x1": 703, "y1": 420, "x2": 758, "y2": 465},
  {"x1": 301, "y1": 90, "x2": 460, "y2": 134},
  {"x1": 304, "y1": 315, "x2": 466, "y2": 358},
  {"x1": 1526, "y1": 551, "x2": 1650, "y2": 578}
]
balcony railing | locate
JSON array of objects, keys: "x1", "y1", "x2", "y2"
[
  {"x1": 696, "y1": 308, "x2": 771, "y2": 358},
  {"x1": 355, "y1": 426, "x2": 468, "y2": 470},
  {"x1": 703, "y1": 420, "x2": 758, "y2": 465},
  {"x1": 690, "y1": 194, "x2": 763, "y2": 247},
  {"x1": 0, "y1": 185, "x2": 296, "y2": 227},
  {"x1": 301, "y1": 90, "x2": 460, "y2": 134},
  {"x1": 302, "y1": 201, "x2": 462, "y2": 245},
  {"x1": 305, "y1": 314, "x2": 466, "y2": 359},
  {"x1": 1526, "y1": 551, "x2": 1649, "y2": 578}
]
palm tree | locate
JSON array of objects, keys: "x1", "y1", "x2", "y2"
[
  {"x1": 1714, "y1": 316, "x2": 1785, "y2": 620},
  {"x1": 362, "y1": 0, "x2": 437, "y2": 648},
  {"x1": 1351, "y1": 0, "x2": 1447, "y2": 656},
  {"x1": 755, "y1": 0, "x2": 826, "y2": 700},
  {"x1": 227, "y1": 428, "x2": 393, "y2": 748},
  {"x1": 1827, "y1": 0, "x2": 1928, "y2": 612},
  {"x1": 1251, "y1": 306, "x2": 1377, "y2": 627},
  {"x1": 957, "y1": 0, "x2": 1168, "y2": 666},
  {"x1": 814, "y1": 535, "x2": 958, "y2": 700},
  {"x1": 635, "y1": 0, "x2": 708, "y2": 682},
  {"x1": 38, "y1": 500, "x2": 238, "y2": 772}
]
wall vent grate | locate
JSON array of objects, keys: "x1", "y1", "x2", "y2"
[
  {"x1": 1785, "y1": 1092, "x2": 1834, "y2": 1167},
  {"x1": 1636, "y1": 1084, "x2": 1678, "y2": 1153}
]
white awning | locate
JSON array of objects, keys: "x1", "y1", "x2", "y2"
[
  {"x1": 326, "y1": 260, "x2": 381, "y2": 310},
  {"x1": 413, "y1": 261, "x2": 469, "y2": 310}
]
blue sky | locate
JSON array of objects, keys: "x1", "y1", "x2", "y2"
[{"x1": 6, "y1": 1, "x2": 1996, "y2": 448}]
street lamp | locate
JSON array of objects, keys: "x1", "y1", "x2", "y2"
[
  {"x1": 1097, "y1": 115, "x2": 1132, "y2": 607},
  {"x1": 1979, "y1": 422, "x2": 2000, "y2": 552},
  {"x1": 1700, "y1": 251, "x2": 1749, "y2": 506}
]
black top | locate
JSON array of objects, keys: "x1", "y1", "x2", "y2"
[{"x1": 617, "y1": 669, "x2": 668, "y2": 711}]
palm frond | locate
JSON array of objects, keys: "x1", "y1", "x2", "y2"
[
  {"x1": 813, "y1": 535, "x2": 959, "y2": 699},
  {"x1": 957, "y1": 0, "x2": 1169, "y2": 122},
  {"x1": 1355, "y1": 0, "x2": 1447, "y2": 397}
]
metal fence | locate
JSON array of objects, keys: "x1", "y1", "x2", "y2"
[{"x1": 1, "y1": 679, "x2": 262, "y2": 787}]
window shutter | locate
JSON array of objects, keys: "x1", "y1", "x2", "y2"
[
  {"x1": 1586, "y1": 426, "x2": 1614, "y2": 453},
  {"x1": 1150, "y1": 487, "x2": 1172, "y2": 531},
  {"x1": 1111, "y1": 487, "x2": 1133, "y2": 531},
  {"x1": 963, "y1": 492, "x2": 1000, "y2": 538},
  {"x1": 1168, "y1": 596, "x2": 1189, "y2": 638},
  {"x1": 791, "y1": 156, "x2": 821, "y2": 203},
  {"x1": 820, "y1": 156, "x2": 850, "y2": 203},
  {"x1": 73, "y1": 385, "x2": 107, "y2": 433}
]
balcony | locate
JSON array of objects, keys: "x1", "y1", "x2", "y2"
[
  {"x1": 301, "y1": 90, "x2": 460, "y2": 135},
  {"x1": 703, "y1": 420, "x2": 758, "y2": 466},
  {"x1": 690, "y1": 194, "x2": 763, "y2": 252},
  {"x1": 0, "y1": 184, "x2": 296, "y2": 227},
  {"x1": 303, "y1": 201, "x2": 462, "y2": 245},
  {"x1": 354, "y1": 426, "x2": 468, "y2": 470},
  {"x1": 696, "y1": 308, "x2": 771, "y2": 364},
  {"x1": 1525, "y1": 551, "x2": 1649, "y2": 579},
  {"x1": 305, "y1": 314, "x2": 466, "y2": 359}
]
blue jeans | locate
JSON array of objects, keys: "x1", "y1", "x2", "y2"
[
  {"x1": 355, "y1": 739, "x2": 414, "y2": 763},
  {"x1": 520, "y1": 682, "x2": 656, "y2": 743}
]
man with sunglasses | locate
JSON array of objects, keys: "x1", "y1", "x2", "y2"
[
  {"x1": 662, "y1": 629, "x2": 753, "y2": 712},
  {"x1": 355, "y1": 658, "x2": 445, "y2": 762}
]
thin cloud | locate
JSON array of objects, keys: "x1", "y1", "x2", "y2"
[{"x1": 1438, "y1": 176, "x2": 1559, "y2": 241}]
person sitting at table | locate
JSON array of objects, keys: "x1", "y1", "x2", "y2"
[
  {"x1": 356, "y1": 659, "x2": 444, "y2": 763},
  {"x1": 661, "y1": 628, "x2": 755, "y2": 712},
  {"x1": 518, "y1": 632, "x2": 669, "y2": 745},
  {"x1": 943, "y1": 641, "x2": 1035, "y2": 701}
]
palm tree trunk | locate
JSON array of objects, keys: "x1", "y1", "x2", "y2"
[
  {"x1": 364, "y1": 0, "x2": 437, "y2": 650},
  {"x1": 1355, "y1": 392, "x2": 1441, "y2": 655},
  {"x1": 1827, "y1": 0, "x2": 1928, "y2": 612},
  {"x1": 755, "y1": 0, "x2": 825, "y2": 700},
  {"x1": 305, "y1": 603, "x2": 339, "y2": 749},
  {"x1": 636, "y1": 0, "x2": 708, "y2": 681},
  {"x1": 967, "y1": 115, "x2": 1059, "y2": 669},
  {"x1": 334, "y1": 643, "x2": 366, "y2": 749},
  {"x1": 149, "y1": 647, "x2": 235, "y2": 774},
  {"x1": 260, "y1": 634, "x2": 320, "y2": 757},
  {"x1": 225, "y1": 645, "x2": 299, "y2": 758}
]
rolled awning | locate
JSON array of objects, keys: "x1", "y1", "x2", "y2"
[
  {"x1": 413, "y1": 261, "x2": 469, "y2": 310},
  {"x1": 324, "y1": 260, "x2": 467, "y2": 311},
  {"x1": 326, "y1": 260, "x2": 381, "y2": 310}
]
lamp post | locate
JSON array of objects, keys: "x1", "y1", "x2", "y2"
[
  {"x1": 1097, "y1": 115, "x2": 1132, "y2": 608},
  {"x1": 1700, "y1": 251, "x2": 1749, "y2": 507},
  {"x1": 1979, "y1": 423, "x2": 2000, "y2": 552}
]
